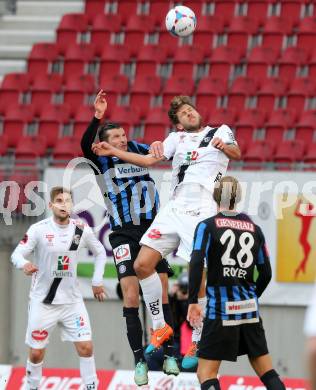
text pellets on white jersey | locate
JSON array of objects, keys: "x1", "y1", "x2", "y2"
[
  {"x1": 163, "y1": 125, "x2": 237, "y2": 201},
  {"x1": 11, "y1": 217, "x2": 106, "y2": 304}
]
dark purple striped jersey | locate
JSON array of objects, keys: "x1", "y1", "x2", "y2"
[{"x1": 189, "y1": 212, "x2": 272, "y2": 325}]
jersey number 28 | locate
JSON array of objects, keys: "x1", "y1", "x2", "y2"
[{"x1": 220, "y1": 229, "x2": 254, "y2": 269}]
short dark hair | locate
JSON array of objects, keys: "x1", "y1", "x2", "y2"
[
  {"x1": 98, "y1": 122, "x2": 122, "y2": 141},
  {"x1": 213, "y1": 176, "x2": 242, "y2": 210},
  {"x1": 50, "y1": 187, "x2": 72, "y2": 202},
  {"x1": 168, "y1": 95, "x2": 196, "y2": 125}
]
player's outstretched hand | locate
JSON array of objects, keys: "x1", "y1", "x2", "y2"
[
  {"x1": 187, "y1": 303, "x2": 203, "y2": 328},
  {"x1": 91, "y1": 141, "x2": 114, "y2": 156},
  {"x1": 23, "y1": 262, "x2": 38, "y2": 276},
  {"x1": 94, "y1": 90, "x2": 107, "y2": 119},
  {"x1": 150, "y1": 141, "x2": 164, "y2": 158},
  {"x1": 211, "y1": 137, "x2": 225, "y2": 151},
  {"x1": 92, "y1": 285, "x2": 107, "y2": 302}
]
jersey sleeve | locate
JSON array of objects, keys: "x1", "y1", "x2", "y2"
[
  {"x1": 135, "y1": 142, "x2": 150, "y2": 155},
  {"x1": 188, "y1": 221, "x2": 212, "y2": 304},
  {"x1": 217, "y1": 124, "x2": 237, "y2": 145},
  {"x1": 82, "y1": 225, "x2": 107, "y2": 286},
  {"x1": 163, "y1": 132, "x2": 178, "y2": 160},
  {"x1": 255, "y1": 227, "x2": 272, "y2": 297},
  {"x1": 11, "y1": 224, "x2": 38, "y2": 269}
]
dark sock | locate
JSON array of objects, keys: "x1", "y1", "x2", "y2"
[
  {"x1": 260, "y1": 369, "x2": 286, "y2": 390},
  {"x1": 162, "y1": 303, "x2": 175, "y2": 357},
  {"x1": 201, "y1": 378, "x2": 221, "y2": 390},
  {"x1": 123, "y1": 307, "x2": 144, "y2": 365}
]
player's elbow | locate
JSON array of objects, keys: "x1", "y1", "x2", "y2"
[{"x1": 232, "y1": 146, "x2": 242, "y2": 160}]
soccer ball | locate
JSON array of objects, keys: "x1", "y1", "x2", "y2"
[{"x1": 165, "y1": 6, "x2": 197, "y2": 37}]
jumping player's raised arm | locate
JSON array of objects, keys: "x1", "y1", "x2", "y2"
[
  {"x1": 211, "y1": 124, "x2": 241, "y2": 161},
  {"x1": 11, "y1": 224, "x2": 38, "y2": 273},
  {"x1": 91, "y1": 132, "x2": 178, "y2": 167},
  {"x1": 255, "y1": 227, "x2": 272, "y2": 298},
  {"x1": 188, "y1": 221, "x2": 211, "y2": 305}
]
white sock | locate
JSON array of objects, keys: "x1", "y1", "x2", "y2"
[
  {"x1": 139, "y1": 272, "x2": 165, "y2": 330},
  {"x1": 26, "y1": 359, "x2": 43, "y2": 390},
  {"x1": 192, "y1": 296, "x2": 207, "y2": 343},
  {"x1": 79, "y1": 356, "x2": 98, "y2": 389}
]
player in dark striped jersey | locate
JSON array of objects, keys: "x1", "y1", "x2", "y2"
[
  {"x1": 188, "y1": 176, "x2": 286, "y2": 390},
  {"x1": 81, "y1": 91, "x2": 178, "y2": 386}
]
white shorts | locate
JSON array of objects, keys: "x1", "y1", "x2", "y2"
[
  {"x1": 25, "y1": 299, "x2": 92, "y2": 349},
  {"x1": 140, "y1": 199, "x2": 216, "y2": 262}
]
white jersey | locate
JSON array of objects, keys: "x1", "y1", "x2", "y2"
[
  {"x1": 163, "y1": 125, "x2": 237, "y2": 202},
  {"x1": 11, "y1": 217, "x2": 107, "y2": 304}
]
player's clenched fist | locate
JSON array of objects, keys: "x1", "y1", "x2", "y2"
[
  {"x1": 23, "y1": 262, "x2": 38, "y2": 276},
  {"x1": 187, "y1": 303, "x2": 204, "y2": 328},
  {"x1": 91, "y1": 141, "x2": 114, "y2": 156},
  {"x1": 92, "y1": 285, "x2": 106, "y2": 302}
]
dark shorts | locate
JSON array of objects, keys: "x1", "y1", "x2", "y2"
[
  {"x1": 109, "y1": 223, "x2": 173, "y2": 281},
  {"x1": 198, "y1": 318, "x2": 269, "y2": 362}
]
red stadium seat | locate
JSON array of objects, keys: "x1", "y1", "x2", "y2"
[
  {"x1": 196, "y1": 77, "x2": 228, "y2": 111},
  {"x1": 235, "y1": 109, "x2": 267, "y2": 145},
  {"x1": 56, "y1": 14, "x2": 90, "y2": 50},
  {"x1": 3, "y1": 104, "x2": 37, "y2": 147},
  {"x1": 297, "y1": 17, "x2": 316, "y2": 51},
  {"x1": 63, "y1": 43, "x2": 96, "y2": 79},
  {"x1": 100, "y1": 45, "x2": 132, "y2": 79},
  {"x1": 130, "y1": 75, "x2": 162, "y2": 115},
  {"x1": 149, "y1": 1, "x2": 173, "y2": 24},
  {"x1": 116, "y1": 0, "x2": 138, "y2": 24},
  {"x1": 213, "y1": 1, "x2": 236, "y2": 24},
  {"x1": 52, "y1": 137, "x2": 82, "y2": 166},
  {"x1": 278, "y1": 47, "x2": 309, "y2": 81},
  {"x1": 63, "y1": 74, "x2": 96, "y2": 108},
  {"x1": 274, "y1": 140, "x2": 305, "y2": 169},
  {"x1": 31, "y1": 74, "x2": 63, "y2": 108},
  {"x1": 0, "y1": 134, "x2": 9, "y2": 156},
  {"x1": 85, "y1": 0, "x2": 109, "y2": 20},
  {"x1": 143, "y1": 107, "x2": 170, "y2": 144},
  {"x1": 99, "y1": 74, "x2": 129, "y2": 108},
  {"x1": 39, "y1": 104, "x2": 71, "y2": 148},
  {"x1": 243, "y1": 140, "x2": 274, "y2": 169},
  {"x1": 161, "y1": 76, "x2": 195, "y2": 107},
  {"x1": 279, "y1": 1, "x2": 302, "y2": 24},
  {"x1": 304, "y1": 143, "x2": 316, "y2": 166},
  {"x1": 182, "y1": 1, "x2": 203, "y2": 18},
  {"x1": 247, "y1": 47, "x2": 280, "y2": 80},
  {"x1": 73, "y1": 105, "x2": 95, "y2": 139},
  {"x1": 109, "y1": 106, "x2": 142, "y2": 131},
  {"x1": 308, "y1": 50, "x2": 316, "y2": 80},
  {"x1": 135, "y1": 44, "x2": 168, "y2": 78},
  {"x1": 228, "y1": 77, "x2": 258, "y2": 111},
  {"x1": 0, "y1": 73, "x2": 31, "y2": 107},
  {"x1": 296, "y1": 111, "x2": 316, "y2": 144},
  {"x1": 262, "y1": 17, "x2": 294, "y2": 50},
  {"x1": 209, "y1": 46, "x2": 243, "y2": 80},
  {"x1": 208, "y1": 108, "x2": 237, "y2": 128},
  {"x1": 193, "y1": 15, "x2": 224, "y2": 49},
  {"x1": 246, "y1": 1, "x2": 269, "y2": 24},
  {"x1": 227, "y1": 16, "x2": 259, "y2": 52},
  {"x1": 28, "y1": 43, "x2": 60, "y2": 75},
  {"x1": 288, "y1": 78, "x2": 316, "y2": 112},
  {"x1": 256, "y1": 78, "x2": 288, "y2": 111},
  {"x1": 91, "y1": 14, "x2": 122, "y2": 50},
  {"x1": 265, "y1": 109, "x2": 297, "y2": 143},
  {"x1": 171, "y1": 46, "x2": 205, "y2": 78},
  {"x1": 124, "y1": 15, "x2": 156, "y2": 47},
  {"x1": 15, "y1": 136, "x2": 46, "y2": 165}
]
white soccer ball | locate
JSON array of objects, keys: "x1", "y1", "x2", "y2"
[{"x1": 165, "y1": 6, "x2": 197, "y2": 38}]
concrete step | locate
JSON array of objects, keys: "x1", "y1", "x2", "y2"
[
  {"x1": 0, "y1": 15, "x2": 60, "y2": 30},
  {"x1": 0, "y1": 44, "x2": 31, "y2": 59},
  {"x1": 0, "y1": 60, "x2": 26, "y2": 76},
  {"x1": 16, "y1": 1, "x2": 83, "y2": 17},
  {"x1": 0, "y1": 30, "x2": 54, "y2": 45}
]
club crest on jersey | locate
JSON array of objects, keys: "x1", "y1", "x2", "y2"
[
  {"x1": 113, "y1": 244, "x2": 131, "y2": 264},
  {"x1": 52, "y1": 255, "x2": 73, "y2": 277},
  {"x1": 148, "y1": 229, "x2": 161, "y2": 239},
  {"x1": 184, "y1": 150, "x2": 199, "y2": 165}
]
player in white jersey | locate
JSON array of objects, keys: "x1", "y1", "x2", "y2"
[
  {"x1": 11, "y1": 187, "x2": 107, "y2": 390},
  {"x1": 92, "y1": 95, "x2": 241, "y2": 370}
]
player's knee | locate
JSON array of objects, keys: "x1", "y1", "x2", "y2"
[
  {"x1": 133, "y1": 258, "x2": 147, "y2": 276},
  {"x1": 123, "y1": 290, "x2": 139, "y2": 307},
  {"x1": 260, "y1": 369, "x2": 286, "y2": 390},
  {"x1": 29, "y1": 348, "x2": 45, "y2": 363},
  {"x1": 77, "y1": 342, "x2": 93, "y2": 357}
]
